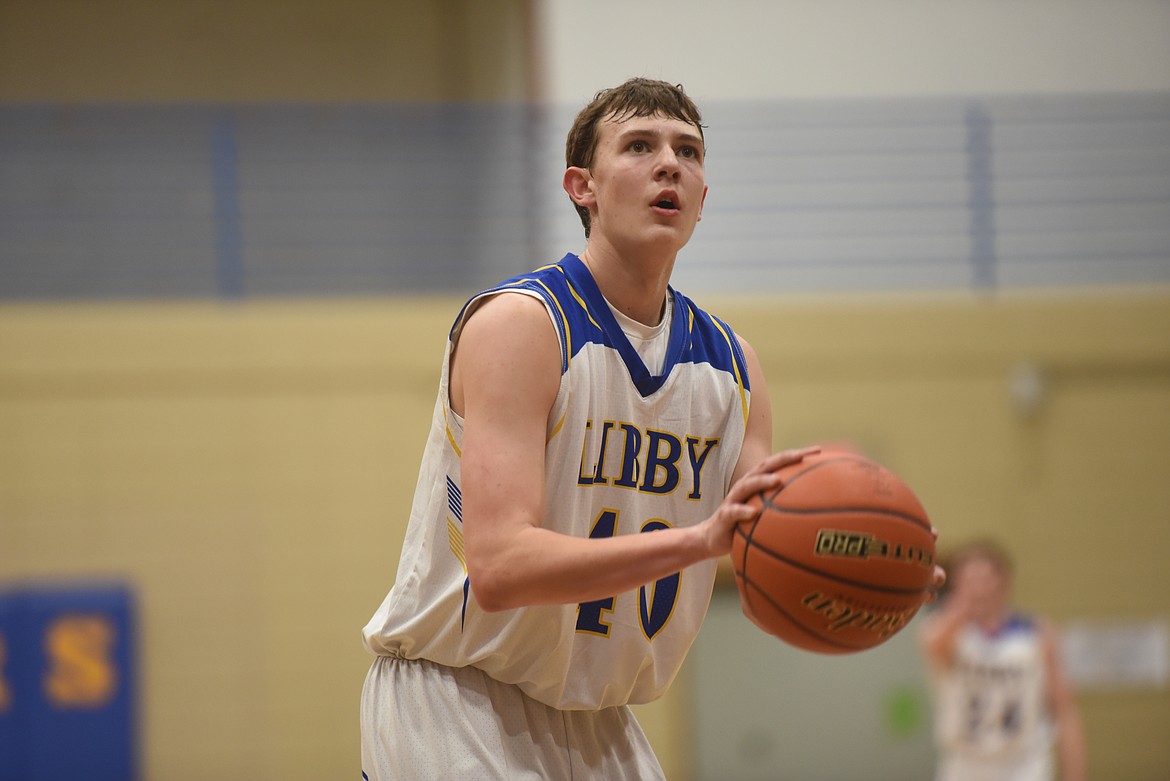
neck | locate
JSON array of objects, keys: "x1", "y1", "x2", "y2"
[
  {"x1": 973, "y1": 604, "x2": 1010, "y2": 634},
  {"x1": 580, "y1": 243, "x2": 674, "y2": 326}
]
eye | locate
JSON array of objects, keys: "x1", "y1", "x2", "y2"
[
  {"x1": 629, "y1": 140, "x2": 650, "y2": 153},
  {"x1": 679, "y1": 145, "x2": 701, "y2": 161}
]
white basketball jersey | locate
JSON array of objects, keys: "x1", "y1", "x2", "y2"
[
  {"x1": 362, "y1": 253, "x2": 750, "y2": 711},
  {"x1": 932, "y1": 614, "x2": 1054, "y2": 768}
]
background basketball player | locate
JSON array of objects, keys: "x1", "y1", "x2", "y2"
[{"x1": 920, "y1": 539, "x2": 1087, "y2": 781}]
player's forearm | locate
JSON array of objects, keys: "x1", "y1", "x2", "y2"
[
  {"x1": 919, "y1": 602, "x2": 969, "y2": 667},
  {"x1": 468, "y1": 522, "x2": 708, "y2": 612},
  {"x1": 1057, "y1": 718, "x2": 1088, "y2": 781},
  {"x1": 1054, "y1": 694, "x2": 1088, "y2": 781}
]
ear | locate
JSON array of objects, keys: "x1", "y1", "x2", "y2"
[
  {"x1": 696, "y1": 183, "x2": 708, "y2": 223},
  {"x1": 563, "y1": 166, "x2": 595, "y2": 209}
]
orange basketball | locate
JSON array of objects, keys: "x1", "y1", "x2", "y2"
[{"x1": 732, "y1": 450, "x2": 935, "y2": 654}]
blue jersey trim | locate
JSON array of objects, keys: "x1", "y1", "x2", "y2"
[
  {"x1": 1000, "y1": 612, "x2": 1036, "y2": 634},
  {"x1": 452, "y1": 254, "x2": 750, "y2": 399}
]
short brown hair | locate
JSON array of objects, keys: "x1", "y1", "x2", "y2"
[
  {"x1": 946, "y1": 538, "x2": 1014, "y2": 580},
  {"x1": 564, "y1": 78, "x2": 706, "y2": 238}
]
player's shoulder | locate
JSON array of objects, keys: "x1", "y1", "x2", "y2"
[
  {"x1": 458, "y1": 288, "x2": 551, "y2": 341},
  {"x1": 998, "y1": 611, "x2": 1054, "y2": 644},
  {"x1": 453, "y1": 261, "x2": 566, "y2": 328},
  {"x1": 448, "y1": 261, "x2": 578, "y2": 381}
]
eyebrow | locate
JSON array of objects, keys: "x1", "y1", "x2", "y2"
[{"x1": 615, "y1": 126, "x2": 705, "y2": 148}]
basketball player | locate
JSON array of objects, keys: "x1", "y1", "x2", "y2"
[
  {"x1": 361, "y1": 77, "x2": 941, "y2": 779},
  {"x1": 919, "y1": 540, "x2": 1087, "y2": 781}
]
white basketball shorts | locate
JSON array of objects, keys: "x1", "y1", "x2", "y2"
[
  {"x1": 937, "y1": 748, "x2": 1054, "y2": 781},
  {"x1": 360, "y1": 656, "x2": 666, "y2": 780}
]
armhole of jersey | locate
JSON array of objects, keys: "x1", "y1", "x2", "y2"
[
  {"x1": 449, "y1": 286, "x2": 569, "y2": 374},
  {"x1": 706, "y1": 312, "x2": 752, "y2": 432},
  {"x1": 716, "y1": 315, "x2": 752, "y2": 395}
]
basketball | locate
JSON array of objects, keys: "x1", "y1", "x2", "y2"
[{"x1": 732, "y1": 450, "x2": 935, "y2": 654}]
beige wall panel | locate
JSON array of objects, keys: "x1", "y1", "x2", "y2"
[
  {"x1": 3, "y1": 290, "x2": 1169, "y2": 778},
  {"x1": 1, "y1": 300, "x2": 453, "y2": 778}
]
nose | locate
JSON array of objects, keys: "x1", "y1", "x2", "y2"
[{"x1": 655, "y1": 148, "x2": 681, "y2": 180}]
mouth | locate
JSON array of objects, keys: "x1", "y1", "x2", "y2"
[{"x1": 651, "y1": 192, "x2": 680, "y2": 212}]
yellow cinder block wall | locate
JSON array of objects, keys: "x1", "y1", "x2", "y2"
[
  {"x1": 0, "y1": 0, "x2": 532, "y2": 102},
  {"x1": 2, "y1": 289, "x2": 1169, "y2": 780}
]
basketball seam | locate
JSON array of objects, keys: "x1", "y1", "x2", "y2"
[
  {"x1": 736, "y1": 515, "x2": 760, "y2": 590},
  {"x1": 762, "y1": 455, "x2": 931, "y2": 532},
  {"x1": 757, "y1": 503, "x2": 931, "y2": 531}
]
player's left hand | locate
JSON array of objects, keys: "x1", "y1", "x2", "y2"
[
  {"x1": 925, "y1": 526, "x2": 946, "y2": 602},
  {"x1": 696, "y1": 445, "x2": 821, "y2": 559}
]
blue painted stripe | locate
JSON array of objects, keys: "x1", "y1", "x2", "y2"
[
  {"x1": 965, "y1": 103, "x2": 997, "y2": 290},
  {"x1": 211, "y1": 112, "x2": 244, "y2": 298}
]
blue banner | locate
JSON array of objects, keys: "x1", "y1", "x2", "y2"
[{"x1": 0, "y1": 583, "x2": 136, "y2": 781}]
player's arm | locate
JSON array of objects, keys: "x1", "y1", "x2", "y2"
[
  {"x1": 918, "y1": 585, "x2": 974, "y2": 670},
  {"x1": 455, "y1": 296, "x2": 808, "y2": 611},
  {"x1": 731, "y1": 335, "x2": 776, "y2": 484},
  {"x1": 689, "y1": 335, "x2": 819, "y2": 557},
  {"x1": 1041, "y1": 618, "x2": 1088, "y2": 781}
]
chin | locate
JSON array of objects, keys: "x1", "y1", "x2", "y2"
[{"x1": 649, "y1": 225, "x2": 696, "y2": 249}]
